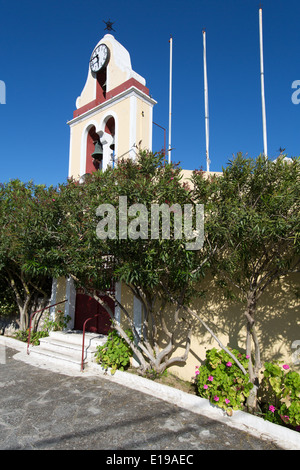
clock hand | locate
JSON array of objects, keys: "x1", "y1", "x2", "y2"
[{"x1": 90, "y1": 55, "x2": 99, "y2": 63}]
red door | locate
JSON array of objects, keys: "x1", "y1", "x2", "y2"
[{"x1": 74, "y1": 288, "x2": 114, "y2": 334}]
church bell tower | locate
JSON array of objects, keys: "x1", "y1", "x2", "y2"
[{"x1": 67, "y1": 33, "x2": 157, "y2": 179}]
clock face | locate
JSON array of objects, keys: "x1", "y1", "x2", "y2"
[{"x1": 90, "y1": 44, "x2": 110, "y2": 73}]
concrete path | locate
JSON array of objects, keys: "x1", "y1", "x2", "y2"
[{"x1": 0, "y1": 343, "x2": 286, "y2": 452}]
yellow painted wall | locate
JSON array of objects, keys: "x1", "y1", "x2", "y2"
[
  {"x1": 56, "y1": 270, "x2": 299, "y2": 381},
  {"x1": 53, "y1": 277, "x2": 68, "y2": 320},
  {"x1": 158, "y1": 273, "x2": 300, "y2": 382},
  {"x1": 180, "y1": 169, "x2": 222, "y2": 186},
  {"x1": 114, "y1": 274, "x2": 299, "y2": 381},
  {"x1": 135, "y1": 99, "x2": 153, "y2": 152}
]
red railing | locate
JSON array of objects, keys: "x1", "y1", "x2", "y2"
[
  {"x1": 81, "y1": 314, "x2": 101, "y2": 372},
  {"x1": 27, "y1": 300, "x2": 67, "y2": 355}
]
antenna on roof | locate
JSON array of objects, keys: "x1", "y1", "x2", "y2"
[
  {"x1": 259, "y1": 6, "x2": 268, "y2": 158},
  {"x1": 203, "y1": 29, "x2": 210, "y2": 173},
  {"x1": 168, "y1": 35, "x2": 173, "y2": 164}
]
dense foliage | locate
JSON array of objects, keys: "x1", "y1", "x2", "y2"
[
  {"x1": 260, "y1": 361, "x2": 300, "y2": 427},
  {"x1": 192, "y1": 153, "x2": 300, "y2": 408},
  {"x1": 195, "y1": 348, "x2": 300, "y2": 429},
  {"x1": 95, "y1": 328, "x2": 134, "y2": 374},
  {"x1": 1, "y1": 152, "x2": 299, "y2": 398},
  {"x1": 195, "y1": 348, "x2": 253, "y2": 411},
  {"x1": 52, "y1": 151, "x2": 211, "y2": 375},
  {"x1": 0, "y1": 180, "x2": 60, "y2": 329}
]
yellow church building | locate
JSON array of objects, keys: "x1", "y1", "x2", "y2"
[
  {"x1": 51, "y1": 31, "x2": 159, "y2": 362},
  {"x1": 49, "y1": 32, "x2": 299, "y2": 381}
]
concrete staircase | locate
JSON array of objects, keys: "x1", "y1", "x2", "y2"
[{"x1": 28, "y1": 330, "x2": 108, "y2": 371}]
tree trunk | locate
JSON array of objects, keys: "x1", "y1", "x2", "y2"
[
  {"x1": 7, "y1": 270, "x2": 33, "y2": 332},
  {"x1": 18, "y1": 295, "x2": 31, "y2": 331},
  {"x1": 244, "y1": 291, "x2": 261, "y2": 411}
]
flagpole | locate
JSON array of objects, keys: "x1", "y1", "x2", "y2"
[
  {"x1": 168, "y1": 35, "x2": 173, "y2": 164},
  {"x1": 203, "y1": 29, "x2": 210, "y2": 172},
  {"x1": 259, "y1": 6, "x2": 268, "y2": 158}
]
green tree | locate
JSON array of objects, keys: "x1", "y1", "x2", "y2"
[
  {"x1": 54, "y1": 151, "x2": 213, "y2": 376},
  {"x1": 0, "y1": 180, "x2": 60, "y2": 330},
  {"x1": 193, "y1": 154, "x2": 300, "y2": 409},
  {"x1": 0, "y1": 272, "x2": 18, "y2": 319}
]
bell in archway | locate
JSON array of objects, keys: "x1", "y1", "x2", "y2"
[{"x1": 92, "y1": 140, "x2": 103, "y2": 161}]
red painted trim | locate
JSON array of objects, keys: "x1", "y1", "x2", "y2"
[
  {"x1": 106, "y1": 78, "x2": 149, "y2": 100},
  {"x1": 96, "y1": 68, "x2": 107, "y2": 103},
  {"x1": 105, "y1": 116, "x2": 115, "y2": 135},
  {"x1": 73, "y1": 78, "x2": 149, "y2": 119},
  {"x1": 73, "y1": 99, "x2": 98, "y2": 118}
]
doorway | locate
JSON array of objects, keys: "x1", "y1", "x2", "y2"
[{"x1": 74, "y1": 288, "x2": 114, "y2": 334}]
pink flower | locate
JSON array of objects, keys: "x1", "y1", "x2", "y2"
[
  {"x1": 208, "y1": 375, "x2": 213, "y2": 382},
  {"x1": 269, "y1": 405, "x2": 276, "y2": 413},
  {"x1": 283, "y1": 364, "x2": 290, "y2": 370},
  {"x1": 225, "y1": 399, "x2": 230, "y2": 404},
  {"x1": 214, "y1": 396, "x2": 219, "y2": 402},
  {"x1": 52, "y1": 199, "x2": 55, "y2": 202},
  {"x1": 195, "y1": 365, "x2": 199, "y2": 369},
  {"x1": 203, "y1": 384, "x2": 208, "y2": 389},
  {"x1": 246, "y1": 355, "x2": 250, "y2": 359},
  {"x1": 226, "y1": 362, "x2": 232, "y2": 367},
  {"x1": 195, "y1": 370, "x2": 200, "y2": 376}
]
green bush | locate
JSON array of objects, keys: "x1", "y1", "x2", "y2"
[
  {"x1": 0, "y1": 291, "x2": 18, "y2": 318},
  {"x1": 95, "y1": 329, "x2": 134, "y2": 374},
  {"x1": 43, "y1": 311, "x2": 71, "y2": 332},
  {"x1": 14, "y1": 311, "x2": 71, "y2": 345},
  {"x1": 14, "y1": 329, "x2": 49, "y2": 345},
  {"x1": 260, "y1": 362, "x2": 300, "y2": 428},
  {"x1": 195, "y1": 348, "x2": 253, "y2": 411}
]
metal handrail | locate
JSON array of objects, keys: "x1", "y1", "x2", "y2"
[
  {"x1": 27, "y1": 300, "x2": 67, "y2": 354},
  {"x1": 81, "y1": 314, "x2": 101, "y2": 372}
]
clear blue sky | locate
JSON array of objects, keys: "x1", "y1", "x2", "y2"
[{"x1": 0, "y1": 0, "x2": 299, "y2": 186}]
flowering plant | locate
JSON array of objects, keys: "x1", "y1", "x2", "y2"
[
  {"x1": 194, "y1": 348, "x2": 253, "y2": 412},
  {"x1": 261, "y1": 362, "x2": 300, "y2": 427},
  {"x1": 95, "y1": 328, "x2": 134, "y2": 374}
]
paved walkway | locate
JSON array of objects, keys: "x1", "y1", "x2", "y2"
[{"x1": 0, "y1": 344, "x2": 284, "y2": 452}]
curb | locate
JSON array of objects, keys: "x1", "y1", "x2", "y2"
[
  {"x1": 1, "y1": 335, "x2": 300, "y2": 450},
  {"x1": 88, "y1": 363, "x2": 300, "y2": 451}
]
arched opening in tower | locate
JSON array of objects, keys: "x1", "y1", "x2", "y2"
[{"x1": 86, "y1": 125, "x2": 102, "y2": 174}]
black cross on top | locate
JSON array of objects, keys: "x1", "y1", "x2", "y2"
[{"x1": 103, "y1": 19, "x2": 115, "y2": 32}]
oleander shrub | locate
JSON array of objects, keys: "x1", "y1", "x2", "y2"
[
  {"x1": 195, "y1": 348, "x2": 253, "y2": 411},
  {"x1": 260, "y1": 362, "x2": 300, "y2": 428}
]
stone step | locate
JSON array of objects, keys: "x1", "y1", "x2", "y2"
[
  {"x1": 28, "y1": 330, "x2": 108, "y2": 370},
  {"x1": 46, "y1": 330, "x2": 107, "y2": 349},
  {"x1": 37, "y1": 337, "x2": 94, "y2": 360},
  {"x1": 30, "y1": 343, "x2": 85, "y2": 367}
]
